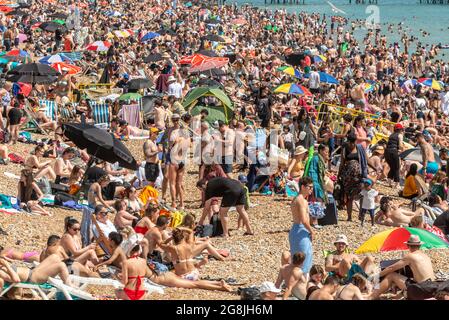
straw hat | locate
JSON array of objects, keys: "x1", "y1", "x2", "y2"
[
  {"x1": 405, "y1": 235, "x2": 424, "y2": 246},
  {"x1": 167, "y1": 75, "x2": 176, "y2": 83},
  {"x1": 294, "y1": 145, "x2": 307, "y2": 156},
  {"x1": 334, "y1": 234, "x2": 349, "y2": 245},
  {"x1": 162, "y1": 52, "x2": 171, "y2": 59}
]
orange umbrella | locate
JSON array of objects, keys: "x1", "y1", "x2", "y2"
[
  {"x1": 179, "y1": 54, "x2": 208, "y2": 65},
  {"x1": 189, "y1": 56, "x2": 229, "y2": 73},
  {"x1": 51, "y1": 62, "x2": 82, "y2": 75}
]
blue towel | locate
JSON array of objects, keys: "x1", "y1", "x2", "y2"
[
  {"x1": 62, "y1": 201, "x2": 84, "y2": 210},
  {"x1": 357, "y1": 144, "x2": 368, "y2": 179}
]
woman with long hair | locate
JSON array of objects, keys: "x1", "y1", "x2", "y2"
[
  {"x1": 24, "y1": 145, "x2": 57, "y2": 181},
  {"x1": 400, "y1": 163, "x2": 421, "y2": 199},
  {"x1": 17, "y1": 169, "x2": 50, "y2": 216}
]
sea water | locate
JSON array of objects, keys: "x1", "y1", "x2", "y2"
[{"x1": 235, "y1": 0, "x2": 449, "y2": 59}]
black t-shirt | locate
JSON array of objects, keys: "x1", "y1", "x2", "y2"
[
  {"x1": 434, "y1": 211, "x2": 449, "y2": 235},
  {"x1": 55, "y1": 29, "x2": 62, "y2": 41},
  {"x1": 86, "y1": 166, "x2": 106, "y2": 183},
  {"x1": 205, "y1": 177, "x2": 243, "y2": 198}
]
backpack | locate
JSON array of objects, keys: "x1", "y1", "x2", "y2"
[
  {"x1": 54, "y1": 192, "x2": 77, "y2": 206},
  {"x1": 210, "y1": 213, "x2": 223, "y2": 237},
  {"x1": 406, "y1": 280, "x2": 449, "y2": 300}
]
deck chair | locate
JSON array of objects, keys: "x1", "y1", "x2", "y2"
[
  {"x1": 90, "y1": 101, "x2": 110, "y2": 128},
  {"x1": 47, "y1": 277, "x2": 95, "y2": 300},
  {"x1": 118, "y1": 103, "x2": 141, "y2": 128},
  {"x1": 38, "y1": 99, "x2": 58, "y2": 121},
  {"x1": 0, "y1": 281, "x2": 56, "y2": 300},
  {"x1": 68, "y1": 275, "x2": 123, "y2": 289},
  {"x1": 59, "y1": 103, "x2": 77, "y2": 122}
]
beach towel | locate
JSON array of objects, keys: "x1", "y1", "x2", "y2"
[
  {"x1": 138, "y1": 185, "x2": 159, "y2": 206},
  {"x1": 38, "y1": 100, "x2": 58, "y2": 121},
  {"x1": 8, "y1": 153, "x2": 25, "y2": 164},
  {"x1": 118, "y1": 104, "x2": 141, "y2": 127}
]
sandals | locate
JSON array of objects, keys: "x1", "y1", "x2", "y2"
[{"x1": 242, "y1": 232, "x2": 254, "y2": 236}]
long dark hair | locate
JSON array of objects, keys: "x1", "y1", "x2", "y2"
[
  {"x1": 406, "y1": 163, "x2": 418, "y2": 178},
  {"x1": 64, "y1": 216, "x2": 79, "y2": 232},
  {"x1": 19, "y1": 169, "x2": 34, "y2": 202}
]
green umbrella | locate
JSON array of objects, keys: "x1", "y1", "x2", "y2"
[
  {"x1": 118, "y1": 92, "x2": 142, "y2": 101},
  {"x1": 53, "y1": 19, "x2": 66, "y2": 25}
]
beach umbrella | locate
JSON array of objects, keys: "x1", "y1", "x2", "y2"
[
  {"x1": 6, "y1": 49, "x2": 30, "y2": 57},
  {"x1": 17, "y1": 33, "x2": 27, "y2": 43},
  {"x1": 189, "y1": 56, "x2": 229, "y2": 73},
  {"x1": 197, "y1": 78, "x2": 223, "y2": 88},
  {"x1": 284, "y1": 52, "x2": 306, "y2": 67},
  {"x1": 39, "y1": 21, "x2": 67, "y2": 32},
  {"x1": 418, "y1": 78, "x2": 444, "y2": 91},
  {"x1": 119, "y1": 92, "x2": 142, "y2": 101},
  {"x1": 53, "y1": 19, "x2": 65, "y2": 25},
  {"x1": 399, "y1": 147, "x2": 441, "y2": 164},
  {"x1": 6, "y1": 74, "x2": 58, "y2": 84},
  {"x1": 143, "y1": 53, "x2": 163, "y2": 63},
  {"x1": 86, "y1": 41, "x2": 112, "y2": 52},
  {"x1": 140, "y1": 32, "x2": 160, "y2": 42},
  {"x1": 401, "y1": 79, "x2": 418, "y2": 89},
  {"x1": 157, "y1": 29, "x2": 176, "y2": 36},
  {"x1": 6, "y1": 9, "x2": 28, "y2": 16},
  {"x1": 273, "y1": 83, "x2": 312, "y2": 96},
  {"x1": 179, "y1": 54, "x2": 207, "y2": 65},
  {"x1": 1, "y1": 54, "x2": 31, "y2": 63},
  {"x1": 48, "y1": 12, "x2": 67, "y2": 19},
  {"x1": 17, "y1": 2, "x2": 31, "y2": 8},
  {"x1": 304, "y1": 71, "x2": 338, "y2": 84},
  {"x1": 231, "y1": 18, "x2": 247, "y2": 25},
  {"x1": 364, "y1": 82, "x2": 376, "y2": 93},
  {"x1": 199, "y1": 68, "x2": 226, "y2": 77},
  {"x1": 51, "y1": 62, "x2": 81, "y2": 75},
  {"x1": 277, "y1": 66, "x2": 302, "y2": 79},
  {"x1": 201, "y1": 34, "x2": 225, "y2": 42},
  {"x1": 107, "y1": 29, "x2": 134, "y2": 39},
  {"x1": 104, "y1": 10, "x2": 121, "y2": 17},
  {"x1": 62, "y1": 123, "x2": 138, "y2": 170},
  {"x1": 195, "y1": 50, "x2": 218, "y2": 57},
  {"x1": 355, "y1": 227, "x2": 449, "y2": 254},
  {"x1": 7, "y1": 62, "x2": 60, "y2": 76},
  {"x1": 0, "y1": 6, "x2": 12, "y2": 13},
  {"x1": 39, "y1": 53, "x2": 73, "y2": 64},
  {"x1": 313, "y1": 55, "x2": 327, "y2": 63},
  {"x1": 127, "y1": 78, "x2": 153, "y2": 90}
]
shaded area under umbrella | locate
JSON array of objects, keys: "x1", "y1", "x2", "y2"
[
  {"x1": 201, "y1": 34, "x2": 225, "y2": 42},
  {"x1": 400, "y1": 148, "x2": 441, "y2": 165},
  {"x1": 127, "y1": 78, "x2": 153, "y2": 90},
  {"x1": 62, "y1": 123, "x2": 138, "y2": 170},
  {"x1": 195, "y1": 50, "x2": 218, "y2": 57},
  {"x1": 39, "y1": 21, "x2": 67, "y2": 32},
  {"x1": 6, "y1": 62, "x2": 60, "y2": 84},
  {"x1": 143, "y1": 53, "x2": 163, "y2": 63},
  {"x1": 5, "y1": 74, "x2": 58, "y2": 84}
]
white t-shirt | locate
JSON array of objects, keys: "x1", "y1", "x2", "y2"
[
  {"x1": 93, "y1": 219, "x2": 117, "y2": 238},
  {"x1": 309, "y1": 71, "x2": 320, "y2": 89},
  {"x1": 360, "y1": 189, "x2": 378, "y2": 210},
  {"x1": 167, "y1": 82, "x2": 183, "y2": 99}
]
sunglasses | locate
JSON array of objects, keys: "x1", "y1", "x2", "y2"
[{"x1": 72, "y1": 228, "x2": 80, "y2": 232}]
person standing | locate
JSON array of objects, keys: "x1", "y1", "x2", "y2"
[
  {"x1": 143, "y1": 128, "x2": 161, "y2": 186},
  {"x1": 289, "y1": 177, "x2": 314, "y2": 276},
  {"x1": 385, "y1": 123, "x2": 405, "y2": 189}
]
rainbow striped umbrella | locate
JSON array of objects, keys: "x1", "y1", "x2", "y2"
[
  {"x1": 277, "y1": 66, "x2": 302, "y2": 79},
  {"x1": 418, "y1": 78, "x2": 444, "y2": 91},
  {"x1": 364, "y1": 82, "x2": 376, "y2": 93},
  {"x1": 355, "y1": 227, "x2": 449, "y2": 254},
  {"x1": 273, "y1": 83, "x2": 312, "y2": 95},
  {"x1": 313, "y1": 55, "x2": 327, "y2": 63}
]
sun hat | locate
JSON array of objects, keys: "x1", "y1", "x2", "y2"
[
  {"x1": 294, "y1": 145, "x2": 308, "y2": 156},
  {"x1": 334, "y1": 234, "x2": 349, "y2": 245},
  {"x1": 167, "y1": 75, "x2": 176, "y2": 82},
  {"x1": 394, "y1": 123, "x2": 404, "y2": 130},
  {"x1": 149, "y1": 127, "x2": 159, "y2": 134},
  {"x1": 405, "y1": 234, "x2": 424, "y2": 246},
  {"x1": 171, "y1": 113, "x2": 181, "y2": 120},
  {"x1": 259, "y1": 281, "x2": 281, "y2": 294},
  {"x1": 162, "y1": 52, "x2": 171, "y2": 59}
]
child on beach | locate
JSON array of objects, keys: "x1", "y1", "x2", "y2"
[{"x1": 359, "y1": 178, "x2": 380, "y2": 227}]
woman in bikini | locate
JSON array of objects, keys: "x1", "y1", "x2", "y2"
[
  {"x1": 24, "y1": 145, "x2": 57, "y2": 181},
  {"x1": 0, "y1": 246, "x2": 40, "y2": 263},
  {"x1": 17, "y1": 169, "x2": 50, "y2": 216},
  {"x1": 60, "y1": 217, "x2": 99, "y2": 268},
  {"x1": 115, "y1": 242, "x2": 149, "y2": 300},
  {"x1": 123, "y1": 186, "x2": 144, "y2": 213},
  {"x1": 134, "y1": 204, "x2": 159, "y2": 236},
  {"x1": 88, "y1": 175, "x2": 116, "y2": 210}
]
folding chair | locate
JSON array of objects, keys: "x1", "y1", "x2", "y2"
[
  {"x1": 47, "y1": 277, "x2": 95, "y2": 300},
  {"x1": 38, "y1": 99, "x2": 58, "y2": 121},
  {"x1": 59, "y1": 103, "x2": 77, "y2": 122},
  {"x1": 89, "y1": 101, "x2": 110, "y2": 129}
]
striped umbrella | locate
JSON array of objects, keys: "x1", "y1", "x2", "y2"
[
  {"x1": 86, "y1": 41, "x2": 112, "y2": 52},
  {"x1": 39, "y1": 53, "x2": 73, "y2": 64},
  {"x1": 107, "y1": 29, "x2": 134, "y2": 39},
  {"x1": 273, "y1": 83, "x2": 312, "y2": 96},
  {"x1": 418, "y1": 78, "x2": 444, "y2": 91},
  {"x1": 6, "y1": 49, "x2": 30, "y2": 57},
  {"x1": 355, "y1": 227, "x2": 449, "y2": 254},
  {"x1": 277, "y1": 66, "x2": 302, "y2": 79},
  {"x1": 313, "y1": 55, "x2": 327, "y2": 63}
]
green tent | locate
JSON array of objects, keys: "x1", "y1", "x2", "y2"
[{"x1": 182, "y1": 87, "x2": 233, "y2": 124}]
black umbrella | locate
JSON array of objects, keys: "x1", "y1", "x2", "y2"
[
  {"x1": 141, "y1": 95, "x2": 159, "y2": 120},
  {"x1": 17, "y1": 2, "x2": 32, "y2": 8},
  {"x1": 39, "y1": 21, "x2": 67, "y2": 32},
  {"x1": 201, "y1": 34, "x2": 225, "y2": 42},
  {"x1": 200, "y1": 68, "x2": 226, "y2": 77},
  {"x1": 157, "y1": 29, "x2": 176, "y2": 36},
  {"x1": 62, "y1": 123, "x2": 138, "y2": 170},
  {"x1": 195, "y1": 49, "x2": 218, "y2": 57},
  {"x1": 48, "y1": 13, "x2": 68, "y2": 19},
  {"x1": 400, "y1": 148, "x2": 441, "y2": 164},
  {"x1": 127, "y1": 78, "x2": 153, "y2": 90},
  {"x1": 143, "y1": 53, "x2": 163, "y2": 63},
  {"x1": 284, "y1": 52, "x2": 306, "y2": 67},
  {"x1": 204, "y1": 19, "x2": 220, "y2": 25},
  {"x1": 5, "y1": 74, "x2": 58, "y2": 84},
  {"x1": 6, "y1": 10, "x2": 29, "y2": 16},
  {"x1": 197, "y1": 78, "x2": 223, "y2": 88}
]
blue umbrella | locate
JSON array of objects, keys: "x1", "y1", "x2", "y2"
[
  {"x1": 104, "y1": 10, "x2": 122, "y2": 17},
  {"x1": 39, "y1": 53, "x2": 73, "y2": 64},
  {"x1": 140, "y1": 32, "x2": 160, "y2": 42},
  {"x1": 318, "y1": 72, "x2": 338, "y2": 84}
]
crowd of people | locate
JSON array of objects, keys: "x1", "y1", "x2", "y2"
[{"x1": 0, "y1": 0, "x2": 448, "y2": 300}]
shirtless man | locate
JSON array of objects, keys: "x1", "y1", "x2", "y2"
[
  {"x1": 325, "y1": 234, "x2": 375, "y2": 281},
  {"x1": 275, "y1": 252, "x2": 307, "y2": 300},
  {"x1": 143, "y1": 128, "x2": 161, "y2": 186},
  {"x1": 370, "y1": 234, "x2": 435, "y2": 300},
  {"x1": 308, "y1": 276, "x2": 340, "y2": 300},
  {"x1": 142, "y1": 215, "x2": 170, "y2": 262},
  {"x1": 154, "y1": 99, "x2": 168, "y2": 130},
  {"x1": 375, "y1": 196, "x2": 424, "y2": 227},
  {"x1": 289, "y1": 177, "x2": 314, "y2": 276},
  {"x1": 416, "y1": 133, "x2": 439, "y2": 175}
]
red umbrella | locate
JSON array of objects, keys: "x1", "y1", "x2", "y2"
[
  {"x1": 51, "y1": 62, "x2": 82, "y2": 75},
  {"x1": 179, "y1": 54, "x2": 208, "y2": 65},
  {"x1": 16, "y1": 82, "x2": 32, "y2": 97},
  {"x1": 189, "y1": 56, "x2": 229, "y2": 73}
]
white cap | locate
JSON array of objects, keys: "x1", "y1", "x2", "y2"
[
  {"x1": 259, "y1": 281, "x2": 281, "y2": 294},
  {"x1": 298, "y1": 131, "x2": 307, "y2": 141}
]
